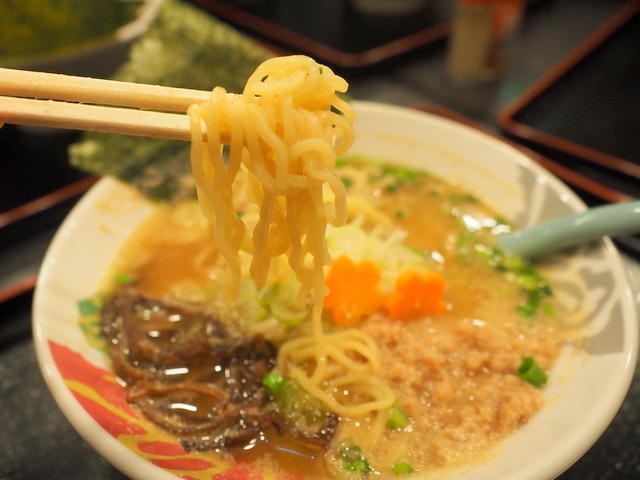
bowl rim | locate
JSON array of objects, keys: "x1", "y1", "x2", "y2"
[{"x1": 32, "y1": 100, "x2": 638, "y2": 480}]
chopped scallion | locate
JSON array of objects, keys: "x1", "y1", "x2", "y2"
[
  {"x1": 392, "y1": 461, "x2": 414, "y2": 475},
  {"x1": 449, "y1": 193, "x2": 478, "y2": 204},
  {"x1": 518, "y1": 274, "x2": 541, "y2": 291},
  {"x1": 387, "y1": 403, "x2": 410, "y2": 429},
  {"x1": 516, "y1": 356, "x2": 547, "y2": 388},
  {"x1": 502, "y1": 255, "x2": 525, "y2": 271},
  {"x1": 517, "y1": 303, "x2": 536, "y2": 318},
  {"x1": 542, "y1": 302, "x2": 555, "y2": 317},
  {"x1": 381, "y1": 165, "x2": 426, "y2": 182},
  {"x1": 262, "y1": 370, "x2": 285, "y2": 395},
  {"x1": 335, "y1": 155, "x2": 359, "y2": 167},
  {"x1": 265, "y1": 375, "x2": 327, "y2": 426},
  {"x1": 77, "y1": 298, "x2": 99, "y2": 317},
  {"x1": 339, "y1": 445, "x2": 372, "y2": 473},
  {"x1": 341, "y1": 176, "x2": 353, "y2": 188},
  {"x1": 457, "y1": 231, "x2": 475, "y2": 261},
  {"x1": 114, "y1": 273, "x2": 133, "y2": 284},
  {"x1": 471, "y1": 243, "x2": 552, "y2": 318},
  {"x1": 377, "y1": 164, "x2": 428, "y2": 192},
  {"x1": 405, "y1": 246, "x2": 433, "y2": 262}
]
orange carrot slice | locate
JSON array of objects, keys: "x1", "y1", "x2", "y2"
[
  {"x1": 325, "y1": 256, "x2": 385, "y2": 326},
  {"x1": 385, "y1": 270, "x2": 446, "y2": 321}
]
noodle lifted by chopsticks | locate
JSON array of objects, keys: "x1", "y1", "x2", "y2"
[{"x1": 188, "y1": 55, "x2": 394, "y2": 425}]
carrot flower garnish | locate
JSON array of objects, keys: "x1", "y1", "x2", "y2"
[
  {"x1": 325, "y1": 256, "x2": 385, "y2": 326},
  {"x1": 384, "y1": 270, "x2": 446, "y2": 321}
]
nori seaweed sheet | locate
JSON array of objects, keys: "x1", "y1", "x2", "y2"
[{"x1": 68, "y1": 0, "x2": 271, "y2": 200}]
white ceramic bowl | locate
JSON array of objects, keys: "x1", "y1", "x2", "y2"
[{"x1": 33, "y1": 101, "x2": 638, "y2": 480}]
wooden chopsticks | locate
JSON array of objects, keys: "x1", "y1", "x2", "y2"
[
  {"x1": 0, "y1": 68, "x2": 212, "y2": 140},
  {"x1": 1, "y1": 96, "x2": 198, "y2": 141}
]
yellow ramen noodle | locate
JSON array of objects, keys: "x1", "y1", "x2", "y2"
[{"x1": 187, "y1": 56, "x2": 395, "y2": 424}]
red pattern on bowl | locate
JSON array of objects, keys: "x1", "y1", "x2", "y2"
[{"x1": 48, "y1": 340, "x2": 297, "y2": 480}]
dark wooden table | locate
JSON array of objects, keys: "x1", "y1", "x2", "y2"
[{"x1": 1, "y1": 1, "x2": 638, "y2": 479}]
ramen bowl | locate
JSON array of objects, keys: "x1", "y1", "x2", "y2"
[{"x1": 33, "y1": 101, "x2": 638, "y2": 480}]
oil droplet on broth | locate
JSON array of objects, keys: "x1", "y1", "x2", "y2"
[{"x1": 234, "y1": 428, "x2": 330, "y2": 477}]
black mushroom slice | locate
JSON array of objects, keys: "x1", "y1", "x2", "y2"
[
  {"x1": 101, "y1": 286, "x2": 338, "y2": 450},
  {"x1": 277, "y1": 411, "x2": 339, "y2": 448}
]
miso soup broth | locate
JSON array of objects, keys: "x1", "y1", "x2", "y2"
[{"x1": 99, "y1": 156, "x2": 573, "y2": 479}]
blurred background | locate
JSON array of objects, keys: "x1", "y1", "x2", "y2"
[{"x1": 1, "y1": 1, "x2": 638, "y2": 479}]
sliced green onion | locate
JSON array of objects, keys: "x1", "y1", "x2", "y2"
[
  {"x1": 449, "y1": 193, "x2": 478, "y2": 204},
  {"x1": 517, "y1": 289, "x2": 549, "y2": 318},
  {"x1": 381, "y1": 165, "x2": 426, "y2": 182},
  {"x1": 339, "y1": 445, "x2": 372, "y2": 473},
  {"x1": 114, "y1": 273, "x2": 133, "y2": 284},
  {"x1": 395, "y1": 210, "x2": 407, "y2": 219},
  {"x1": 517, "y1": 274, "x2": 541, "y2": 291},
  {"x1": 471, "y1": 244, "x2": 552, "y2": 318},
  {"x1": 457, "y1": 230, "x2": 475, "y2": 261},
  {"x1": 259, "y1": 283, "x2": 280, "y2": 303},
  {"x1": 262, "y1": 370, "x2": 285, "y2": 395},
  {"x1": 259, "y1": 283, "x2": 308, "y2": 326},
  {"x1": 502, "y1": 254, "x2": 525, "y2": 271},
  {"x1": 542, "y1": 303, "x2": 555, "y2": 317},
  {"x1": 517, "y1": 303, "x2": 536, "y2": 318},
  {"x1": 406, "y1": 245, "x2": 428, "y2": 258},
  {"x1": 341, "y1": 176, "x2": 353, "y2": 188},
  {"x1": 335, "y1": 155, "x2": 359, "y2": 167},
  {"x1": 270, "y1": 302, "x2": 308, "y2": 326},
  {"x1": 267, "y1": 376, "x2": 327, "y2": 426},
  {"x1": 77, "y1": 298, "x2": 99, "y2": 317},
  {"x1": 387, "y1": 403, "x2": 409, "y2": 429},
  {"x1": 392, "y1": 461, "x2": 414, "y2": 475},
  {"x1": 365, "y1": 164, "x2": 429, "y2": 193},
  {"x1": 516, "y1": 357, "x2": 547, "y2": 388}
]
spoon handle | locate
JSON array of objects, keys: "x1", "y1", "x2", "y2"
[{"x1": 498, "y1": 201, "x2": 640, "y2": 259}]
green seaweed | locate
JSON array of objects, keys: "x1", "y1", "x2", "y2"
[{"x1": 68, "y1": 0, "x2": 271, "y2": 201}]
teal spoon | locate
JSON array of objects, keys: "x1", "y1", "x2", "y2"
[{"x1": 497, "y1": 200, "x2": 640, "y2": 259}]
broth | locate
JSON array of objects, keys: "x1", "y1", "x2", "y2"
[{"x1": 100, "y1": 157, "x2": 569, "y2": 478}]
